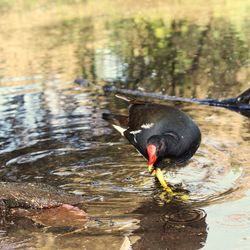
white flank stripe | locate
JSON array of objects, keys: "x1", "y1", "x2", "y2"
[
  {"x1": 130, "y1": 130, "x2": 142, "y2": 135},
  {"x1": 141, "y1": 123, "x2": 154, "y2": 129},
  {"x1": 112, "y1": 124, "x2": 126, "y2": 136}
]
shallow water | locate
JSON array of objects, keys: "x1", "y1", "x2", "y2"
[{"x1": 0, "y1": 1, "x2": 249, "y2": 249}]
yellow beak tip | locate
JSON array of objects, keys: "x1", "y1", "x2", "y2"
[{"x1": 148, "y1": 164, "x2": 154, "y2": 173}]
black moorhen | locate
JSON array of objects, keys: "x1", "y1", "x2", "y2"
[{"x1": 103, "y1": 96, "x2": 201, "y2": 193}]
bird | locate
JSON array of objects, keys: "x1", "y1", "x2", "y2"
[{"x1": 103, "y1": 95, "x2": 201, "y2": 194}]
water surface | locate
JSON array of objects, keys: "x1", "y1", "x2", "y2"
[{"x1": 0, "y1": 1, "x2": 249, "y2": 249}]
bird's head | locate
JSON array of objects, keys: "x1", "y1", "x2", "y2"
[{"x1": 146, "y1": 135, "x2": 167, "y2": 173}]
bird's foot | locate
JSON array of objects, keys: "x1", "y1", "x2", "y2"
[
  {"x1": 153, "y1": 168, "x2": 189, "y2": 202},
  {"x1": 159, "y1": 191, "x2": 189, "y2": 203}
]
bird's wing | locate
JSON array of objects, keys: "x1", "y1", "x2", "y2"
[
  {"x1": 171, "y1": 135, "x2": 201, "y2": 163},
  {"x1": 124, "y1": 129, "x2": 147, "y2": 158}
]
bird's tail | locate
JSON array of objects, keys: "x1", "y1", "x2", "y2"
[
  {"x1": 102, "y1": 112, "x2": 128, "y2": 135},
  {"x1": 102, "y1": 113, "x2": 115, "y2": 121},
  {"x1": 102, "y1": 113, "x2": 129, "y2": 127},
  {"x1": 115, "y1": 94, "x2": 132, "y2": 102},
  {"x1": 115, "y1": 93, "x2": 147, "y2": 105}
]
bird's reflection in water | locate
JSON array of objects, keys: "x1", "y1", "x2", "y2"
[{"x1": 131, "y1": 197, "x2": 207, "y2": 250}]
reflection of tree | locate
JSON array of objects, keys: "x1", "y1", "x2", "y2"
[
  {"x1": 38, "y1": 15, "x2": 248, "y2": 98},
  {"x1": 107, "y1": 17, "x2": 248, "y2": 97},
  {"x1": 49, "y1": 17, "x2": 97, "y2": 80},
  {"x1": 37, "y1": 17, "x2": 96, "y2": 80},
  {"x1": 202, "y1": 19, "x2": 248, "y2": 95}
]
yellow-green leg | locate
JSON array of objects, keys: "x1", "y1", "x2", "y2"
[
  {"x1": 152, "y1": 168, "x2": 174, "y2": 194},
  {"x1": 152, "y1": 168, "x2": 189, "y2": 201}
]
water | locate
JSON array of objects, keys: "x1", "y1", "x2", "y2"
[{"x1": 0, "y1": 1, "x2": 249, "y2": 249}]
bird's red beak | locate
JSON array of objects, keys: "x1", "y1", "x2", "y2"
[{"x1": 147, "y1": 144, "x2": 156, "y2": 173}]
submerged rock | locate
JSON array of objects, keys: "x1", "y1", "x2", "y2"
[
  {"x1": 0, "y1": 182, "x2": 83, "y2": 209},
  {"x1": 12, "y1": 204, "x2": 88, "y2": 228},
  {"x1": 0, "y1": 182, "x2": 87, "y2": 228}
]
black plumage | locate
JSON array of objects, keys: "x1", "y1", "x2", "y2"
[{"x1": 103, "y1": 99, "x2": 201, "y2": 169}]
